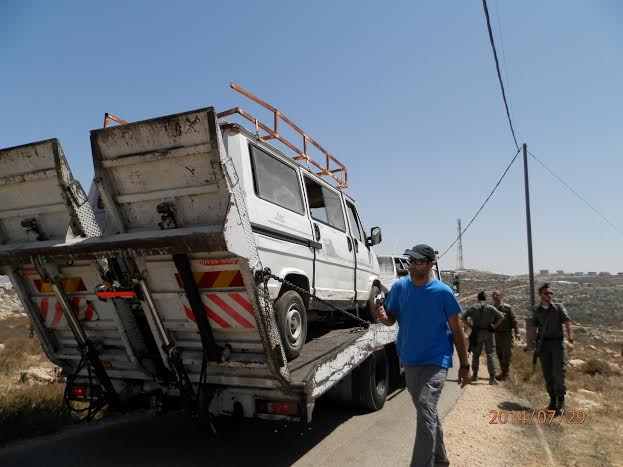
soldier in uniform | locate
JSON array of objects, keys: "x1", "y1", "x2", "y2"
[
  {"x1": 492, "y1": 290, "x2": 520, "y2": 381},
  {"x1": 533, "y1": 283, "x2": 573, "y2": 414},
  {"x1": 461, "y1": 291, "x2": 504, "y2": 385}
]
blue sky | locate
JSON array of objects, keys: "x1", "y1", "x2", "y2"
[{"x1": 2, "y1": 0, "x2": 622, "y2": 275}]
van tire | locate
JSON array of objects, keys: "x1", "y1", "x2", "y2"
[
  {"x1": 353, "y1": 348, "x2": 389, "y2": 411},
  {"x1": 361, "y1": 285, "x2": 381, "y2": 323},
  {"x1": 275, "y1": 290, "x2": 307, "y2": 361}
]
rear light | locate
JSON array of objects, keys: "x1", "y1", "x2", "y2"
[
  {"x1": 95, "y1": 290, "x2": 135, "y2": 298},
  {"x1": 71, "y1": 385, "x2": 87, "y2": 397},
  {"x1": 255, "y1": 399, "x2": 299, "y2": 416}
]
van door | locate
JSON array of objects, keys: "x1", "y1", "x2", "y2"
[
  {"x1": 244, "y1": 144, "x2": 316, "y2": 298},
  {"x1": 302, "y1": 176, "x2": 355, "y2": 304},
  {"x1": 345, "y1": 200, "x2": 376, "y2": 301}
]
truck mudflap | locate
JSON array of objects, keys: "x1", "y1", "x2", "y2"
[
  {"x1": 0, "y1": 140, "x2": 158, "y2": 400},
  {"x1": 86, "y1": 107, "x2": 290, "y2": 390}
]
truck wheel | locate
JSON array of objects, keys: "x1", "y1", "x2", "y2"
[
  {"x1": 275, "y1": 290, "x2": 307, "y2": 361},
  {"x1": 361, "y1": 285, "x2": 381, "y2": 323},
  {"x1": 353, "y1": 348, "x2": 389, "y2": 411}
]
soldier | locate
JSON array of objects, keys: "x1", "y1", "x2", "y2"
[
  {"x1": 533, "y1": 283, "x2": 573, "y2": 414},
  {"x1": 461, "y1": 291, "x2": 504, "y2": 385},
  {"x1": 492, "y1": 290, "x2": 520, "y2": 381}
]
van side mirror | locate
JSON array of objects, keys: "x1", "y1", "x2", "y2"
[
  {"x1": 397, "y1": 268, "x2": 409, "y2": 277},
  {"x1": 366, "y1": 226, "x2": 382, "y2": 246}
]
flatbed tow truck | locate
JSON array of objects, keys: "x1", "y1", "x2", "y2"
[{"x1": 0, "y1": 84, "x2": 398, "y2": 425}]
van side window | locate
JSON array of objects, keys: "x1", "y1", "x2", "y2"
[
  {"x1": 250, "y1": 145, "x2": 304, "y2": 214},
  {"x1": 345, "y1": 202, "x2": 365, "y2": 242},
  {"x1": 303, "y1": 177, "x2": 346, "y2": 231}
]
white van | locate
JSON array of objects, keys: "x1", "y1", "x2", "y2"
[{"x1": 222, "y1": 123, "x2": 383, "y2": 359}]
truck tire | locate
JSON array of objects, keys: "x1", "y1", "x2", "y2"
[
  {"x1": 275, "y1": 290, "x2": 307, "y2": 361},
  {"x1": 353, "y1": 348, "x2": 389, "y2": 411},
  {"x1": 361, "y1": 285, "x2": 381, "y2": 323}
]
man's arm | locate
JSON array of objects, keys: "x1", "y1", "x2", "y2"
[
  {"x1": 564, "y1": 320, "x2": 573, "y2": 342},
  {"x1": 374, "y1": 304, "x2": 396, "y2": 326},
  {"x1": 509, "y1": 306, "x2": 520, "y2": 337},
  {"x1": 448, "y1": 314, "x2": 471, "y2": 387},
  {"x1": 490, "y1": 307, "x2": 505, "y2": 331}
]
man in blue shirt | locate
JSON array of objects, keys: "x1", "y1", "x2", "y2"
[{"x1": 375, "y1": 244, "x2": 470, "y2": 467}]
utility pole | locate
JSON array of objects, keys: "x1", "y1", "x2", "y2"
[
  {"x1": 456, "y1": 218, "x2": 464, "y2": 270},
  {"x1": 523, "y1": 143, "x2": 535, "y2": 312}
]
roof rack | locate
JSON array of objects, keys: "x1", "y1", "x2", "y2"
[
  {"x1": 217, "y1": 83, "x2": 348, "y2": 188},
  {"x1": 100, "y1": 84, "x2": 348, "y2": 188}
]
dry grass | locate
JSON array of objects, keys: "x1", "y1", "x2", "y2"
[
  {"x1": 0, "y1": 384, "x2": 68, "y2": 445},
  {"x1": 0, "y1": 315, "x2": 70, "y2": 445}
]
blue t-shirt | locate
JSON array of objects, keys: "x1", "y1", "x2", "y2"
[{"x1": 385, "y1": 277, "x2": 461, "y2": 368}]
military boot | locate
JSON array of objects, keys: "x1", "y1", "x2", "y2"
[
  {"x1": 555, "y1": 396, "x2": 565, "y2": 415},
  {"x1": 547, "y1": 396, "x2": 556, "y2": 411},
  {"x1": 471, "y1": 373, "x2": 478, "y2": 384},
  {"x1": 489, "y1": 375, "x2": 499, "y2": 385}
]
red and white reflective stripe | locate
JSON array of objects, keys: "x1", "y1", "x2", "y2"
[
  {"x1": 183, "y1": 292, "x2": 256, "y2": 329},
  {"x1": 34, "y1": 297, "x2": 94, "y2": 329}
]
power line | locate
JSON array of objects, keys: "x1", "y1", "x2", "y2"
[
  {"x1": 482, "y1": 0, "x2": 519, "y2": 150},
  {"x1": 528, "y1": 150, "x2": 623, "y2": 238},
  {"x1": 439, "y1": 148, "x2": 521, "y2": 259},
  {"x1": 491, "y1": 0, "x2": 514, "y2": 120}
]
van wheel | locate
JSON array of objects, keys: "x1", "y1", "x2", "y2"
[
  {"x1": 275, "y1": 290, "x2": 307, "y2": 361},
  {"x1": 361, "y1": 285, "x2": 381, "y2": 323},
  {"x1": 353, "y1": 348, "x2": 389, "y2": 411}
]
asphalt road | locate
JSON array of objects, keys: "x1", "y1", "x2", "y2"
[{"x1": 0, "y1": 355, "x2": 463, "y2": 467}]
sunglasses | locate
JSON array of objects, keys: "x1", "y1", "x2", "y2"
[{"x1": 408, "y1": 258, "x2": 429, "y2": 265}]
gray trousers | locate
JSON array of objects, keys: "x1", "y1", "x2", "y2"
[
  {"x1": 539, "y1": 340, "x2": 567, "y2": 398},
  {"x1": 472, "y1": 330, "x2": 497, "y2": 377},
  {"x1": 405, "y1": 365, "x2": 449, "y2": 467}
]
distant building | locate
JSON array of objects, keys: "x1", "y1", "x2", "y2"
[
  {"x1": 598, "y1": 271, "x2": 611, "y2": 276},
  {"x1": 574, "y1": 272, "x2": 584, "y2": 276},
  {"x1": 587, "y1": 272, "x2": 597, "y2": 276},
  {"x1": 539, "y1": 269, "x2": 549, "y2": 275},
  {"x1": 618, "y1": 272, "x2": 623, "y2": 276},
  {"x1": 556, "y1": 270, "x2": 564, "y2": 275}
]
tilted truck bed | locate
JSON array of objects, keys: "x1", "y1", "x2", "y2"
[{"x1": 0, "y1": 107, "x2": 396, "y2": 421}]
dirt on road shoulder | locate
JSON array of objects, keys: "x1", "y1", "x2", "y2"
[{"x1": 443, "y1": 381, "x2": 552, "y2": 467}]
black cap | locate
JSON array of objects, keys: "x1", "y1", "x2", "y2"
[{"x1": 403, "y1": 244, "x2": 436, "y2": 262}]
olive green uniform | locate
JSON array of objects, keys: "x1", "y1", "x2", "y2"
[
  {"x1": 533, "y1": 303, "x2": 570, "y2": 402},
  {"x1": 494, "y1": 303, "x2": 516, "y2": 377},
  {"x1": 461, "y1": 302, "x2": 504, "y2": 377}
]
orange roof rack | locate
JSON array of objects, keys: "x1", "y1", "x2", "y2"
[
  {"x1": 102, "y1": 83, "x2": 348, "y2": 188},
  {"x1": 217, "y1": 83, "x2": 348, "y2": 188}
]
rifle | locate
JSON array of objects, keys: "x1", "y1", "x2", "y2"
[
  {"x1": 468, "y1": 326, "x2": 477, "y2": 355},
  {"x1": 532, "y1": 332, "x2": 542, "y2": 376}
]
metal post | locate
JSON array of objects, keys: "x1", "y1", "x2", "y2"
[{"x1": 523, "y1": 143, "x2": 535, "y2": 312}]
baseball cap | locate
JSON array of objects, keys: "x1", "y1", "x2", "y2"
[{"x1": 403, "y1": 244, "x2": 436, "y2": 261}]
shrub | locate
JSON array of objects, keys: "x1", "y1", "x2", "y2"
[{"x1": 582, "y1": 358, "x2": 612, "y2": 376}]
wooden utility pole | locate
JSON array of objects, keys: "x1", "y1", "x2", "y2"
[{"x1": 523, "y1": 143, "x2": 535, "y2": 312}]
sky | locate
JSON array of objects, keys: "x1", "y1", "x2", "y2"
[{"x1": 1, "y1": 0, "x2": 622, "y2": 275}]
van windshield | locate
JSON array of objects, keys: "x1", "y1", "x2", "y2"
[{"x1": 378, "y1": 257, "x2": 395, "y2": 275}]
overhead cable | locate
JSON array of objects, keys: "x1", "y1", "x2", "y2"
[
  {"x1": 482, "y1": 0, "x2": 519, "y2": 150},
  {"x1": 439, "y1": 148, "x2": 521, "y2": 259},
  {"x1": 529, "y1": 150, "x2": 623, "y2": 238}
]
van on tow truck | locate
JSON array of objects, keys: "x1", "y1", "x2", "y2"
[{"x1": 0, "y1": 84, "x2": 397, "y2": 423}]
